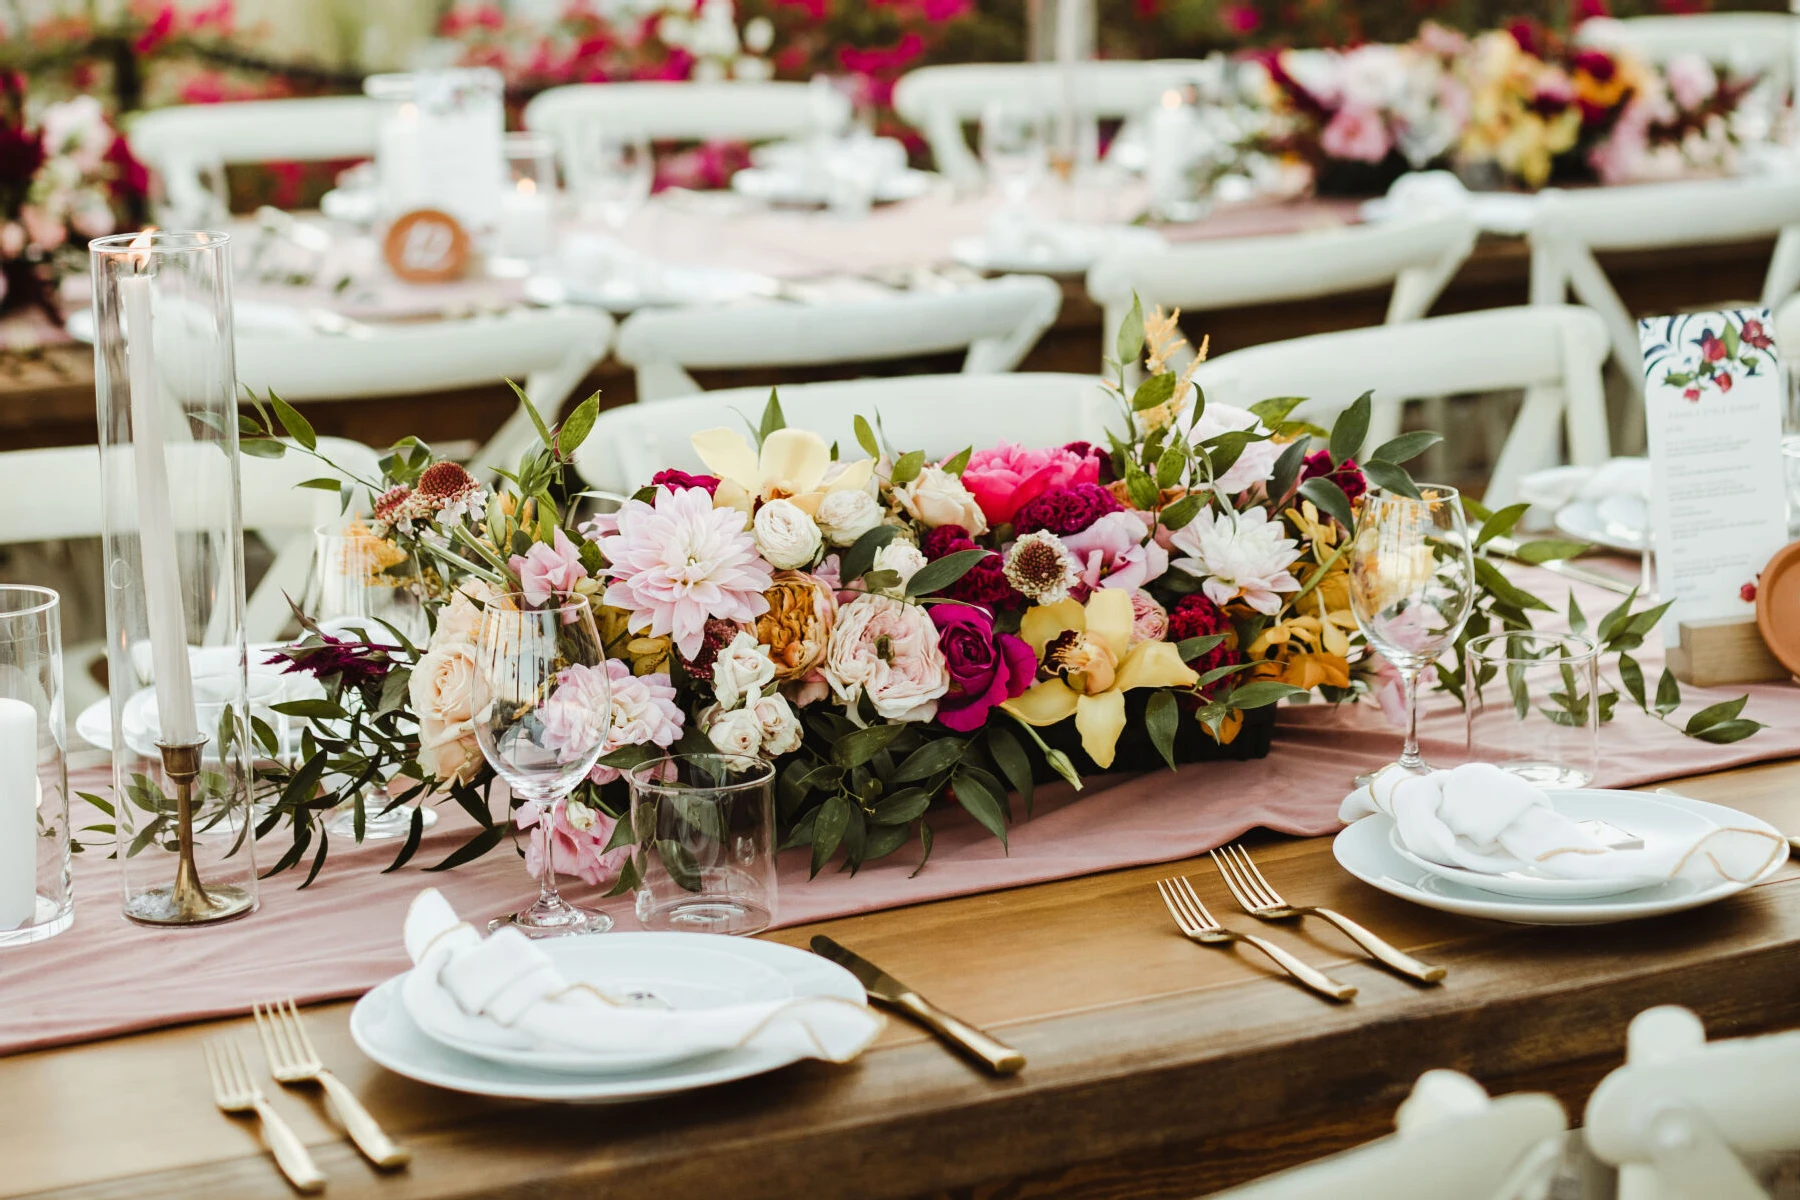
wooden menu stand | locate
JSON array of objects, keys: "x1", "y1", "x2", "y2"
[{"x1": 1666, "y1": 616, "x2": 1791, "y2": 687}]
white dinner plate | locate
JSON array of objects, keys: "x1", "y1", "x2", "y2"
[
  {"x1": 950, "y1": 224, "x2": 1164, "y2": 275},
  {"x1": 730, "y1": 165, "x2": 935, "y2": 207},
  {"x1": 75, "y1": 643, "x2": 316, "y2": 754},
  {"x1": 1382, "y1": 793, "x2": 1718, "y2": 901},
  {"x1": 1555, "y1": 495, "x2": 1650, "y2": 555},
  {"x1": 350, "y1": 935, "x2": 867, "y2": 1102},
  {"x1": 1334, "y1": 789, "x2": 1787, "y2": 925},
  {"x1": 523, "y1": 263, "x2": 776, "y2": 314},
  {"x1": 407, "y1": 936, "x2": 798, "y2": 1075}
]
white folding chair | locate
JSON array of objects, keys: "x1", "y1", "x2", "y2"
[
  {"x1": 574, "y1": 371, "x2": 1113, "y2": 495},
  {"x1": 0, "y1": 437, "x2": 381, "y2": 709},
  {"x1": 1528, "y1": 175, "x2": 1800, "y2": 396},
  {"x1": 232, "y1": 308, "x2": 615, "y2": 478},
  {"x1": 128, "y1": 97, "x2": 382, "y2": 224},
  {"x1": 612, "y1": 275, "x2": 1063, "y2": 402},
  {"x1": 1203, "y1": 1070, "x2": 1567, "y2": 1199},
  {"x1": 1190, "y1": 306, "x2": 1611, "y2": 507},
  {"x1": 524, "y1": 80, "x2": 848, "y2": 179},
  {"x1": 1576, "y1": 14, "x2": 1797, "y2": 100},
  {"x1": 1086, "y1": 213, "x2": 1478, "y2": 393},
  {"x1": 1586, "y1": 1005, "x2": 1800, "y2": 1200},
  {"x1": 893, "y1": 59, "x2": 1213, "y2": 189}
]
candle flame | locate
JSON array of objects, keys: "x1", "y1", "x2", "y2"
[
  {"x1": 518, "y1": 177, "x2": 537, "y2": 196},
  {"x1": 1161, "y1": 89, "x2": 1182, "y2": 109},
  {"x1": 127, "y1": 228, "x2": 157, "y2": 271}
]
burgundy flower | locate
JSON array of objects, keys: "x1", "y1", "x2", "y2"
[
  {"x1": 1571, "y1": 50, "x2": 1616, "y2": 83},
  {"x1": 1013, "y1": 483, "x2": 1125, "y2": 537},
  {"x1": 1742, "y1": 319, "x2": 1774, "y2": 350},
  {"x1": 679, "y1": 617, "x2": 743, "y2": 683},
  {"x1": 1699, "y1": 331, "x2": 1727, "y2": 362},
  {"x1": 264, "y1": 636, "x2": 391, "y2": 690},
  {"x1": 1166, "y1": 594, "x2": 1243, "y2": 697},
  {"x1": 1297, "y1": 450, "x2": 1368, "y2": 503},
  {"x1": 1717, "y1": 373, "x2": 1734, "y2": 393},
  {"x1": 929, "y1": 605, "x2": 1037, "y2": 732},
  {"x1": 921, "y1": 525, "x2": 1023, "y2": 611},
  {"x1": 650, "y1": 468, "x2": 720, "y2": 495},
  {"x1": 1683, "y1": 387, "x2": 1701, "y2": 402}
]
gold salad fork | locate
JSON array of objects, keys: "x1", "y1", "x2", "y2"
[
  {"x1": 254, "y1": 997, "x2": 411, "y2": 1168},
  {"x1": 1156, "y1": 876, "x2": 1356, "y2": 1002},
  {"x1": 1212, "y1": 843, "x2": 1446, "y2": 983},
  {"x1": 204, "y1": 1037, "x2": 327, "y2": 1193}
]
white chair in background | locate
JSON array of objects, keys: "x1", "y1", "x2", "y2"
[
  {"x1": 1586, "y1": 1005, "x2": 1800, "y2": 1200},
  {"x1": 575, "y1": 371, "x2": 1113, "y2": 495},
  {"x1": 1086, "y1": 212, "x2": 1478, "y2": 398},
  {"x1": 612, "y1": 275, "x2": 1063, "y2": 402},
  {"x1": 1576, "y1": 14, "x2": 1797, "y2": 100},
  {"x1": 893, "y1": 59, "x2": 1212, "y2": 188},
  {"x1": 1203, "y1": 1070, "x2": 1566, "y2": 1199},
  {"x1": 1191, "y1": 306, "x2": 1611, "y2": 507},
  {"x1": 1527, "y1": 175, "x2": 1800, "y2": 395},
  {"x1": 0, "y1": 437, "x2": 381, "y2": 709}
]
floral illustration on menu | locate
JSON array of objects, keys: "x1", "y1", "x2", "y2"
[{"x1": 1641, "y1": 309, "x2": 1775, "y2": 403}]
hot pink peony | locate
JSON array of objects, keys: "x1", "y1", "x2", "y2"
[
  {"x1": 960, "y1": 442, "x2": 1102, "y2": 527},
  {"x1": 508, "y1": 527, "x2": 588, "y2": 609},
  {"x1": 599, "y1": 485, "x2": 773, "y2": 659}
]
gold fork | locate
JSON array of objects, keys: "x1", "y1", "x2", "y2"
[
  {"x1": 1212, "y1": 843, "x2": 1447, "y2": 984},
  {"x1": 203, "y1": 1037, "x2": 327, "y2": 1193},
  {"x1": 1156, "y1": 876, "x2": 1356, "y2": 1002},
  {"x1": 254, "y1": 997, "x2": 411, "y2": 1169}
]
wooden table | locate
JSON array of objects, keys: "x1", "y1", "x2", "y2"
[{"x1": 6, "y1": 756, "x2": 1800, "y2": 1200}]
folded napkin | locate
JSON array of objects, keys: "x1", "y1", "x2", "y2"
[
  {"x1": 401, "y1": 890, "x2": 882, "y2": 1064},
  {"x1": 1517, "y1": 457, "x2": 1651, "y2": 511},
  {"x1": 1341, "y1": 763, "x2": 1784, "y2": 886}
]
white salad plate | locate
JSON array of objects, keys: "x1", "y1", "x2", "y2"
[
  {"x1": 950, "y1": 224, "x2": 1163, "y2": 276},
  {"x1": 1554, "y1": 495, "x2": 1650, "y2": 555},
  {"x1": 351, "y1": 934, "x2": 867, "y2": 1102},
  {"x1": 730, "y1": 165, "x2": 935, "y2": 207},
  {"x1": 73, "y1": 643, "x2": 306, "y2": 755},
  {"x1": 1335, "y1": 789, "x2": 1786, "y2": 925}
]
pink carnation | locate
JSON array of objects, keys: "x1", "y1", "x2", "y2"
[
  {"x1": 519, "y1": 798, "x2": 632, "y2": 888},
  {"x1": 961, "y1": 442, "x2": 1102, "y2": 527},
  {"x1": 508, "y1": 527, "x2": 588, "y2": 609},
  {"x1": 1320, "y1": 104, "x2": 1393, "y2": 163},
  {"x1": 599, "y1": 485, "x2": 773, "y2": 659}
]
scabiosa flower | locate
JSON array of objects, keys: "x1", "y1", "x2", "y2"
[
  {"x1": 1168, "y1": 507, "x2": 1302, "y2": 615},
  {"x1": 415, "y1": 460, "x2": 488, "y2": 525},
  {"x1": 1003, "y1": 530, "x2": 1081, "y2": 604},
  {"x1": 370, "y1": 484, "x2": 430, "y2": 536},
  {"x1": 1013, "y1": 483, "x2": 1125, "y2": 536},
  {"x1": 921, "y1": 525, "x2": 1021, "y2": 611},
  {"x1": 600, "y1": 485, "x2": 773, "y2": 659},
  {"x1": 1298, "y1": 450, "x2": 1368, "y2": 504},
  {"x1": 650, "y1": 468, "x2": 720, "y2": 494}
]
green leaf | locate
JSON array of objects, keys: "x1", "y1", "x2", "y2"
[
  {"x1": 1116, "y1": 293, "x2": 1145, "y2": 365},
  {"x1": 239, "y1": 438, "x2": 287, "y2": 459},
  {"x1": 1329, "y1": 391, "x2": 1372, "y2": 465},
  {"x1": 600, "y1": 855, "x2": 642, "y2": 898},
  {"x1": 1368, "y1": 431, "x2": 1442, "y2": 464},
  {"x1": 906, "y1": 548, "x2": 991, "y2": 597},
  {"x1": 758, "y1": 389, "x2": 786, "y2": 445},
  {"x1": 1618, "y1": 653, "x2": 1646, "y2": 711},
  {"x1": 1693, "y1": 718, "x2": 1764, "y2": 745},
  {"x1": 1145, "y1": 690, "x2": 1179, "y2": 771},
  {"x1": 506, "y1": 379, "x2": 555, "y2": 449},
  {"x1": 984, "y1": 724, "x2": 1034, "y2": 816},
  {"x1": 872, "y1": 787, "x2": 932, "y2": 825},
  {"x1": 1723, "y1": 321, "x2": 1741, "y2": 359},
  {"x1": 950, "y1": 770, "x2": 1009, "y2": 844},
  {"x1": 656, "y1": 840, "x2": 703, "y2": 892},
  {"x1": 1566, "y1": 594, "x2": 1587, "y2": 637},
  {"x1": 839, "y1": 524, "x2": 898, "y2": 582},
  {"x1": 893, "y1": 737, "x2": 966, "y2": 782},
  {"x1": 557, "y1": 393, "x2": 600, "y2": 456},
  {"x1": 380, "y1": 805, "x2": 427, "y2": 874},
  {"x1": 268, "y1": 392, "x2": 316, "y2": 451},
  {"x1": 1175, "y1": 633, "x2": 1226, "y2": 662},
  {"x1": 1132, "y1": 371, "x2": 1178, "y2": 413},
  {"x1": 811, "y1": 795, "x2": 851, "y2": 876},
  {"x1": 1684, "y1": 695, "x2": 1749, "y2": 735},
  {"x1": 1222, "y1": 680, "x2": 1307, "y2": 709},
  {"x1": 271, "y1": 698, "x2": 349, "y2": 720},
  {"x1": 1269, "y1": 437, "x2": 1310, "y2": 503},
  {"x1": 1155, "y1": 444, "x2": 1186, "y2": 489},
  {"x1": 1475, "y1": 503, "x2": 1531, "y2": 548},
  {"x1": 1513, "y1": 539, "x2": 1590, "y2": 564},
  {"x1": 1247, "y1": 396, "x2": 1309, "y2": 427},
  {"x1": 861, "y1": 823, "x2": 912, "y2": 862},
  {"x1": 1472, "y1": 558, "x2": 1553, "y2": 612},
  {"x1": 1159, "y1": 493, "x2": 1203, "y2": 531},
  {"x1": 1298, "y1": 476, "x2": 1355, "y2": 533},
  {"x1": 890, "y1": 449, "x2": 926, "y2": 487},
  {"x1": 1594, "y1": 588, "x2": 1642, "y2": 645},
  {"x1": 941, "y1": 446, "x2": 972, "y2": 476},
  {"x1": 854, "y1": 414, "x2": 880, "y2": 459},
  {"x1": 424, "y1": 824, "x2": 506, "y2": 872},
  {"x1": 294, "y1": 476, "x2": 343, "y2": 492},
  {"x1": 831, "y1": 724, "x2": 906, "y2": 769},
  {"x1": 1654, "y1": 668, "x2": 1681, "y2": 717},
  {"x1": 1125, "y1": 463, "x2": 1160, "y2": 510},
  {"x1": 1360, "y1": 460, "x2": 1421, "y2": 499}
]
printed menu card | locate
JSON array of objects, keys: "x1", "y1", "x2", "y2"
[{"x1": 1639, "y1": 309, "x2": 1789, "y2": 637}]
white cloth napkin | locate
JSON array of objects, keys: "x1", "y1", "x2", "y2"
[
  {"x1": 1341, "y1": 763, "x2": 1784, "y2": 886},
  {"x1": 400, "y1": 889, "x2": 882, "y2": 1064},
  {"x1": 1517, "y1": 457, "x2": 1651, "y2": 512}
]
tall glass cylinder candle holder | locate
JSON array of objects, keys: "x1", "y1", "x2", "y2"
[
  {"x1": 0, "y1": 587, "x2": 72, "y2": 945},
  {"x1": 90, "y1": 230, "x2": 258, "y2": 927}
]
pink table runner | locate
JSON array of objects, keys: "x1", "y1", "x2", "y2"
[{"x1": 4, "y1": 570, "x2": 1797, "y2": 1056}]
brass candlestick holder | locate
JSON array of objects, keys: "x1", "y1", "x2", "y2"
[{"x1": 122, "y1": 739, "x2": 254, "y2": 927}]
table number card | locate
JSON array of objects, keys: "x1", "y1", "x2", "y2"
[{"x1": 1639, "y1": 309, "x2": 1789, "y2": 639}]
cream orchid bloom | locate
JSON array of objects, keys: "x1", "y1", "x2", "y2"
[
  {"x1": 691, "y1": 427, "x2": 874, "y2": 516},
  {"x1": 1000, "y1": 588, "x2": 1199, "y2": 769}
]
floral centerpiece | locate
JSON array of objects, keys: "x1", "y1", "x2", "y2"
[{"x1": 239, "y1": 303, "x2": 1757, "y2": 892}]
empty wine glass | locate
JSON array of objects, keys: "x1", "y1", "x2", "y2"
[
  {"x1": 980, "y1": 101, "x2": 1048, "y2": 208},
  {"x1": 472, "y1": 592, "x2": 613, "y2": 937},
  {"x1": 574, "y1": 127, "x2": 653, "y2": 232},
  {"x1": 1348, "y1": 484, "x2": 1476, "y2": 777}
]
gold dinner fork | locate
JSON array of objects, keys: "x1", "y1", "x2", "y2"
[
  {"x1": 203, "y1": 1037, "x2": 327, "y2": 1193},
  {"x1": 1211, "y1": 842, "x2": 1446, "y2": 984},
  {"x1": 1156, "y1": 876, "x2": 1356, "y2": 1002},
  {"x1": 254, "y1": 997, "x2": 411, "y2": 1168}
]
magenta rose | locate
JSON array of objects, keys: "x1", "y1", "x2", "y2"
[{"x1": 929, "y1": 604, "x2": 1036, "y2": 732}]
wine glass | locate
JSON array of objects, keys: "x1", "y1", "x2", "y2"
[
  {"x1": 1347, "y1": 484, "x2": 1476, "y2": 777},
  {"x1": 980, "y1": 101, "x2": 1048, "y2": 209},
  {"x1": 301, "y1": 524, "x2": 436, "y2": 840},
  {"x1": 472, "y1": 592, "x2": 614, "y2": 937},
  {"x1": 574, "y1": 127, "x2": 653, "y2": 232}
]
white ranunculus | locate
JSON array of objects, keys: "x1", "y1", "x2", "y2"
[
  {"x1": 871, "y1": 540, "x2": 928, "y2": 596},
  {"x1": 704, "y1": 704, "x2": 764, "y2": 756},
  {"x1": 892, "y1": 466, "x2": 988, "y2": 533},
  {"x1": 814, "y1": 488, "x2": 884, "y2": 546},
  {"x1": 711, "y1": 630, "x2": 777, "y2": 710},
  {"x1": 821, "y1": 595, "x2": 949, "y2": 723},
  {"x1": 752, "y1": 693, "x2": 802, "y2": 755},
  {"x1": 753, "y1": 497, "x2": 824, "y2": 569}
]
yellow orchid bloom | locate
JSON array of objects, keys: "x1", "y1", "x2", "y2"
[
  {"x1": 1000, "y1": 589, "x2": 1199, "y2": 769},
  {"x1": 690, "y1": 426, "x2": 874, "y2": 516}
]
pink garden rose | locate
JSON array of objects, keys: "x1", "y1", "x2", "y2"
[
  {"x1": 1061, "y1": 510, "x2": 1170, "y2": 592},
  {"x1": 586, "y1": 660, "x2": 685, "y2": 784},
  {"x1": 929, "y1": 605, "x2": 1037, "y2": 732},
  {"x1": 960, "y1": 442, "x2": 1102, "y2": 528},
  {"x1": 1320, "y1": 104, "x2": 1392, "y2": 163},
  {"x1": 520, "y1": 797, "x2": 631, "y2": 887},
  {"x1": 508, "y1": 527, "x2": 588, "y2": 609},
  {"x1": 821, "y1": 595, "x2": 949, "y2": 722}
]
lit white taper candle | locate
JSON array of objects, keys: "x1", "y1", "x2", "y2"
[{"x1": 119, "y1": 233, "x2": 199, "y2": 744}]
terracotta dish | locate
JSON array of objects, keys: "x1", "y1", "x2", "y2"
[{"x1": 1754, "y1": 540, "x2": 1800, "y2": 679}]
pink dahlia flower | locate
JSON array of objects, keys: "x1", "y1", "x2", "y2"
[
  {"x1": 599, "y1": 485, "x2": 773, "y2": 658},
  {"x1": 961, "y1": 442, "x2": 1102, "y2": 527}
]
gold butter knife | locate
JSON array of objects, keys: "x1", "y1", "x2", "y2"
[{"x1": 810, "y1": 935, "x2": 1024, "y2": 1075}]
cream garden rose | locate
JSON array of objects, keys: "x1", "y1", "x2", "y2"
[
  {"x1": 814, "y1": 488, "x2": 884, "y2": 546},
  {"x1": 752, "y1": 693, "x2": 803, "y2": 755},
  {"x1": 711, "y1": 630, "x2": 778, "y2": 709},
  {"x1": 821, "y1": 594, "x2": 949, "y2": 722},
  {"x1": 752, "y1": 498, "x2": 823, "y2": 569},
  {"x1": 892, "y1": 466, "x2": 988, "y2": 534},
  {"x1": 871, "y1": 540, "x2": 928, "y2": 595},
  {"x1": 702, "y1": 704, "x2": 764, "y2": 756}
]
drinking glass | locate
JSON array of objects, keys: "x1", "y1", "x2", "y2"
[
  {"x1": 472, "y1": 593, "x2": 613, "y2": 937},
  {"x1": 574, "y1": 128, "x2": 653, "y2": 232},
  {"x1": 1348, "y1": 484, "x2": 1477, "y2": 776},
  {"x1": 0, "y1": 586, "x2": 72, "y2": 946},
  {"x1": 980, "y1": 101, "x2": 1049, "y2": 208},
  {"x1": 1465, "y1": 631, "x2": 1600, "y2": 788},
  {"x1": 627, "y1": 753, "x2": 776, "y2": 935}
]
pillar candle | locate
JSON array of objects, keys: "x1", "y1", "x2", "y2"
[{"x1": 0, "y1": 697, "x2": 37, "y2": 929}]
